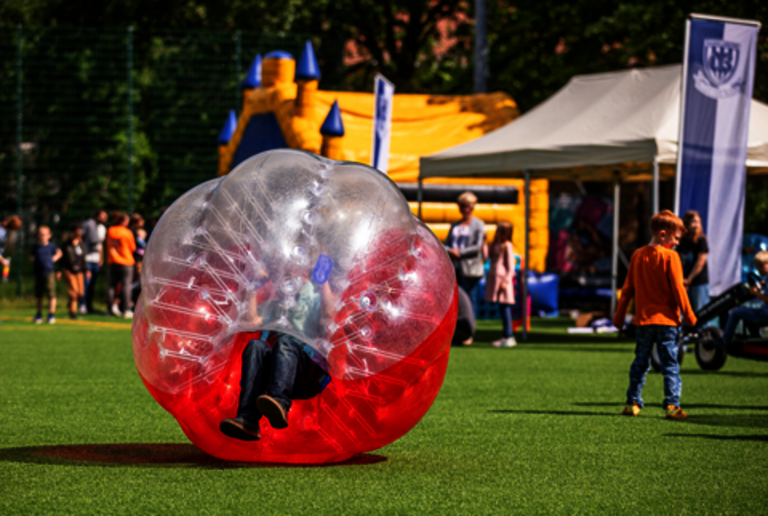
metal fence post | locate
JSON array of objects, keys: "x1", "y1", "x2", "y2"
[
  {"x1": 16, "y1": 24, "x2": 23, "y2": 297},
  {"x1": 127, "y1": 26, "x2": 134, "y2": 215}
]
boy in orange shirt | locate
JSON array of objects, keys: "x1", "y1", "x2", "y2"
[{"x1": 613, "y1": 210, "x2": 697, "y2": 419}]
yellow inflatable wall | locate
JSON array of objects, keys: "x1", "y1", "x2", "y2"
[{"x1": 218, "y1": 51, "x2": 549, "y2": 271}]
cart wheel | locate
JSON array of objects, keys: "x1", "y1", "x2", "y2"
[
  {"x1": 650, "y1": 341, "x2": 685, "y2": 373},
  {"x1": 695, "y1": 327, "x2": 727, "y2": 371}
]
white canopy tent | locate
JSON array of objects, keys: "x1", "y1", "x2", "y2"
[{"x1": 419, "y1": 64, "x2": 768, "y2": 338}]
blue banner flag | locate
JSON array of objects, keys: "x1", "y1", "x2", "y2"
[
  {"x1": 371, "y1": 74, "x2": 395, "y2": 174},
  {"x1": 675, "y1": 15, "x2": 760, "y2": 295}
]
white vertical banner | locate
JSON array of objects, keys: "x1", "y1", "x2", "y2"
[
  {"x1": 675, "y1": 14, "x2": 760, "y2": 296},
  {"x1": 371, "y1": 74, "x2": 395, "y2": 174}
]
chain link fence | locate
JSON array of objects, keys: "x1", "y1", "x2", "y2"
[{"x1": 0, "y1": 26, "x2": 308, "y2": 297}]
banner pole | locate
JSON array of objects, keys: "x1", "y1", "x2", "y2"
[
  {"x1": 522, "y1": 169, "x2": 530, "y2": 341},
  {"x1": 674, "y1": 18, "x2": 691, "y2": 216}
]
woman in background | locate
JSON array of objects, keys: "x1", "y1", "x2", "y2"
[{"x1": 677, "y1": 210, "x2": 710, "y2": 314}]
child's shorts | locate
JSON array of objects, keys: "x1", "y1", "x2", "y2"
[{"x1": 35, "y1": 272, "x2": 56, "y2": 299}]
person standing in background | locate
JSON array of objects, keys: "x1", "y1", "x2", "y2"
[
  {"x1": 0, "y1": 216, "x2": 22, "y2": 283},
  {"x1": 677, "y1": 210, "x2": 710, "y2": 313},
  {"x1": 61, "y1": 222, "x2": 89, "y2": 320},
  {"x1": 106, "y1": 212, "x2": 136, "y2": 318},
  {"x1": 31, "y1": 226, "x2": 62, "y2": 324},
  {"x1": 444, "y1": 191, "x2": 486, "y2": 345},
  {"x1": 81, "y1": 210, "x2": 107, "y2": 314},
  {"x1": 484, "y1": 221, "x2": 517, "y2": 348}
]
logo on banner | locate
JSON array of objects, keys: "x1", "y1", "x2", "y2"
[{"x1": 693, "y1": 39, "x2": 744, "y2": 99}]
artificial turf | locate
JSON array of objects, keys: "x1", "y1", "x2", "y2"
[{"x1": 1, "y1": 312, "x2": 767, "y2": 514}]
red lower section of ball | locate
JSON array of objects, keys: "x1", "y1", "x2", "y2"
[{"x1": 135, "y1": 287, "x2": 457, "y2": 464}]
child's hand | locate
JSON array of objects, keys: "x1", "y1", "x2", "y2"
[
  {"x1": 55, "y1": 271, "x2": 61, "y2": 281},
  {"x1": 86, "y1": 271, "x2": 92, "y2": 280}
]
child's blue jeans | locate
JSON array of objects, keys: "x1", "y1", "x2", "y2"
[
  {"x1": 722, "y1": 306, "x2": 768, "y2": 344},
  {"x1": 627, "y1": 325, "x2": 682, "y2": 408},
  {"x1": 236, "y1": 334, "x2": 303, "y2": 424}
]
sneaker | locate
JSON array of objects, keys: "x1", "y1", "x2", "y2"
[
  {"x1": 219, "y1": 418, "x2": 261, "y2": 441},
  {"x1": 46, "y1": 315, "x2": 55, "y2": 324},
  {"x1": 124, "y1": 311, "x2": 133, "y2": 319},
  {"x1": 33, "y1": 314, "x2": 43, "y2": 324},
  {"x1": 622, "y1": 403, "x2": 641, "y2": 416},
  {"x1": 501, "y1": 337, "x2": 517, "y2": 348},
  {"x1": 491, "y1": 339, "x2": 505, "y2": 348},
  {"x1": 79, "y1": 305, "x2": 88, "y2": 315},
  {"x1": 665, "y1": 405, "x2": 687, "y2": 419},
  {"x1": 256, "y1": 395, "x2": 289, "y2": 429},
  {"x1": 110, "y1": 304, "x2": 122, "y2": 317},
  {"x1": 69, "y1": 313, "x2": 78, "y2": 320}
]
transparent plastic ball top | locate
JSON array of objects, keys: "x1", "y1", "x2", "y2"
[{"x1": 132, "y1": 149, "x2": 457, "y2": 463}]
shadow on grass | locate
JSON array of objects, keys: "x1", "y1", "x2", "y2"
[
  {"x1": 665, "y1": 433, "x2": 768, "y2": 443},
  {"x1": 0, "y1": 443, "x2": 387, "y2": 469},
  {"x1": 491, "y1": 409, "x2": 768, "y2": 427},
  {"x1": 489, "y1": 409, "x2": 618, "y2": 417},
  {"x1": 574, "y1": 402, "x2": 768, "y2": 411},
  {"x1": 680, "y1": 370, "x2": 768, "y2": 378}
]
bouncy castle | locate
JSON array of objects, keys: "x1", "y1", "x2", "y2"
[{"x1": 217, "y1": 42, "x2": 549, "y2": 271}]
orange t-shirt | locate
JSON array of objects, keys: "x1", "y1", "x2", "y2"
[
  {"x1": 613, "y1": 245, "x2": 697, "y2": 327},
  {"x1": 107, "y1": 226, "x2": 136, "y2": 266}
]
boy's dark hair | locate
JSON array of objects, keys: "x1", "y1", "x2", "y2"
[
  {"x1": 70, "y1": 221, "x2": 82, "y2": 232},
  {"x1": 650, "y1": 210, "x2": 685, "y2": 236},
  {"x1": 93, "y1": 209, "x2": 106, "y2": 219}
]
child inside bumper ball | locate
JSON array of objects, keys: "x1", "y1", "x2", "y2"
[{"x1": 132, "y1": 149, "x2": 458, "y2": 463}]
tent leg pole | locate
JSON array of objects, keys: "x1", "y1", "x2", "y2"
[
  {"x1": 611, "y1": 181, "x2": 620, "y2": 316},
  {"x1": 417, "y1": 178, "x2": 423, "y2": 221},
  {"x1": 523, "y1": 170, "x2": 530, "y2": 342},
  {"x1": 652, "y1": 161, "x2": 659, "y2": 214}
]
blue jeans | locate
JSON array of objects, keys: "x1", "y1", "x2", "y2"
[
  {"x1": 627, "y1": 325, "x2": 682, "y2": 408},
  {"x1": 81, "y1": 262, "x2": 100, "y2": 311},
  {"x1": 723, "y1": 306, "x2": 768, "y2": 344},
  {"x1": 499, "y1": 303, "x2": 514, "y2": 338},
  {"x1": 688, "y1": 283, "x2": 716, "y2": 327},
  {"x1": 237, "y1": 334, "x2": 303, "y2": 424},
  {"x1": 688, "y1": 283, "x2": 709, "y2": 312}
]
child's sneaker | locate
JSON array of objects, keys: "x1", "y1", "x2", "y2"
[
  {"x1": 79, "y1": 305, "x2": 88, "y2": 315},
  {"x1": 33, "y1": 314, "x2": 43, "y2": 324},
  {"x1": 502, "y1": 336, "x2": 517, "y2": 348},
  {"x1": 124, "y1": 311, "x2": 133, "y2": 319},
  {"x1": 110, "y1": 304, "x2": 122, "y2": 317},
  {"x1": 46, "y1": 314, "x2": 55, "y2": 324},
  {"x1": 665, "y1": 405, "x2": 687, "y2": 419},
  {"x1": 257, "y1": 395, "x2": 289, "y2": 429},
  {"x1": 622, "y1": 403, "x2": 641, "y2": 416},
  {"x1": 219, "y1": 418, "x2": 261, "y2": 441},
  {"x1": 491, "y1": 338, "x2": 505, "y2": 348}
]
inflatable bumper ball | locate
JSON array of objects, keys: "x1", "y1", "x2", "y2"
[{"x1": 131, "y1": 149, "x2": 458, "y2": 463}]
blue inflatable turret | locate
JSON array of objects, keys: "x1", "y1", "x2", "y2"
[
  {"x1": 320, "y1": 100, "x2": 344, "y2": 137},
  {"x1": 295, "y1": 40, "x2": 320, "y2": 81},
  {"x1": 242, "y1": 55, "x2": 262, "y2": 89},
  {"x1": 218, "y1": 110, "x2": 238, "y2": 145}
]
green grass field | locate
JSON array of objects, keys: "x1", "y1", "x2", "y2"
[{"x1": 1, "y1": 313, "x2": 767, "y2": 514}]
